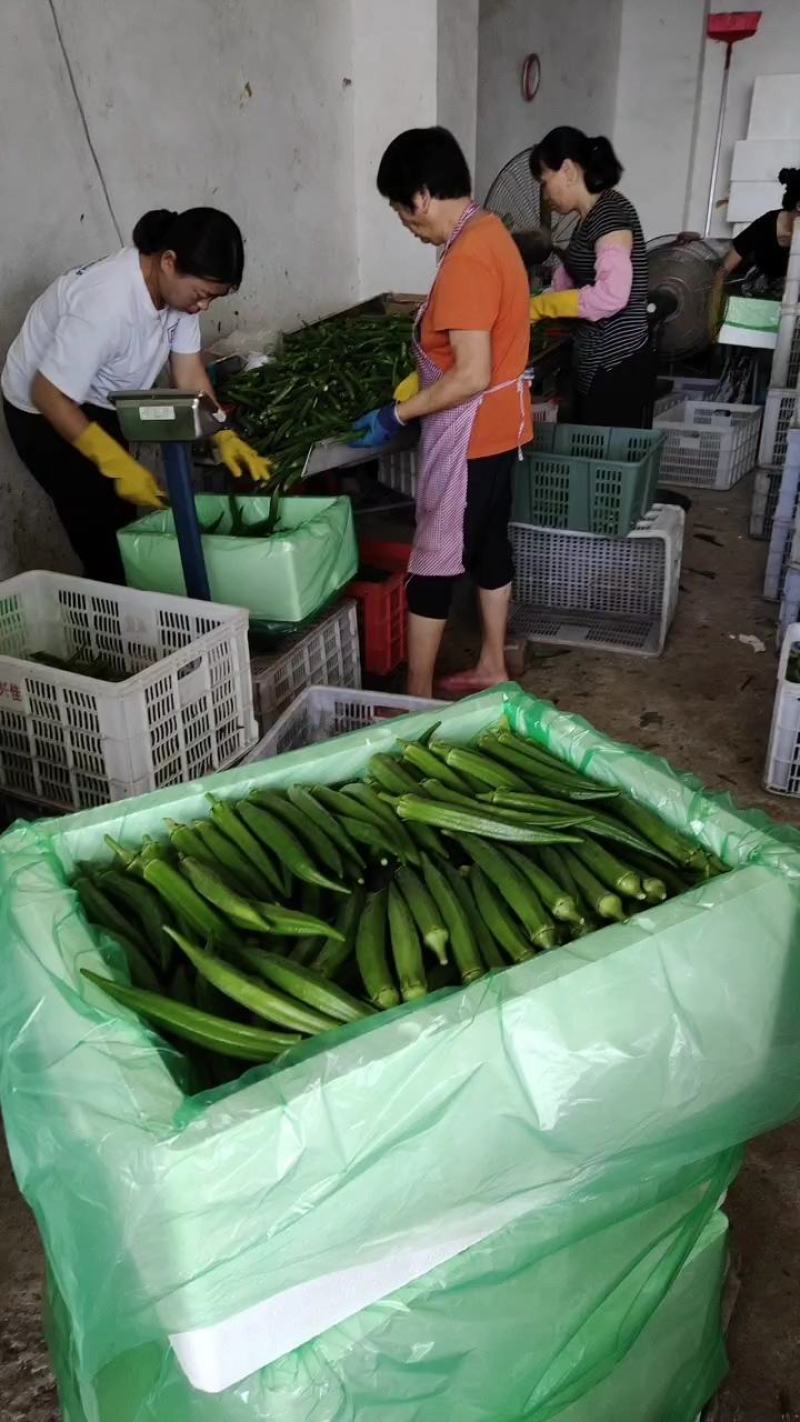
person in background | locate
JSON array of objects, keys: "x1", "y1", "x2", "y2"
[
  {"x1": 351, "y1": 126, "x2": 532, "y2": 699},
  {"x1": 713, "y1": 166, "x2": 800, "y2": 306},
  {"x1": 528, "y1": 127, "x2": 653, "y2": 427},
  {"x1": 2, "y1": 208, "x2": 269, "y2": 583}
]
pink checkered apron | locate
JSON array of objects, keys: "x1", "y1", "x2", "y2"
[{"x1": 408, "y1": 204, "x2": 529, "y2": 578}]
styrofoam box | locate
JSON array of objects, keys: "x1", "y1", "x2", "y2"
[
  {"x1": 765, "y1": 620, "x2": 800, "y2": 795},
  {"x1": 378, "y1": 399, "x2": 559, "y2": 499},
  {"x1": 727, "y1": 180, "x2": 783, "y2": 224},
  {"x1": 732, "y1": 139, "x2": 800, "y2": 182},
  {"x1": 749, "y1": 466, "x2": 783, "y2": 540},
  {"x1": 748, "y1": 75, "x2": 800, "y2": 141},
  {"x1": 759, "y1": 388, "x2": 800, "y2": 468},
  {"x1": 0, "y1": 572, "x2": 256, "y2": 811},
  {"x1": 509, "y1": 504, "x2": 684, "y2": 658},
  {"x1": 654, "y1": 401, "x2": 762, "y2": 489},
  {"x1": 250, "y1": 601, "x2": 361, "y2": 732},
  {"x1": 246, "y1": 686, "x2": 444, "y2": 761}
]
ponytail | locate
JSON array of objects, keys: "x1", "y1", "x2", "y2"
[
  {"x1": 132, "y1": 207, "x2": 245, "y2": 287},
  {"x1": 530, "y1": 126, "x2": 623, "y2": 194},
  {"x1": 132, "y1": 209, "x2": 178, "y2": 255}
]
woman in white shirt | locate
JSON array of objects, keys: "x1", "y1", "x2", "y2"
[{"x1": 2, "y1": 207, "x2": 268, "y2": 582}]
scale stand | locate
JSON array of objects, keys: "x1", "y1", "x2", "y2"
[{"x1": 109, "y1": 388, "x2": 224, "y2": 601}]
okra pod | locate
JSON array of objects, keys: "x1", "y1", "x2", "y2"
[
  {"x1": 469, "y1": 868, "x2": 533, "y2": 965},
  {"x1": 168, "y1": 930, "x2": 339, "y2": 1034},
  {"x1": 387, "y1": 882, "x2": 427, "y2": 1002},
  {"x1": 82, "y1": 969, "x2": 299, "y2": 1060},
  {"x1": 356, "y1": 887, "x2": 399, "y2": 1009},
  {"x1": 239, "y1": 800, "x2": 348, "y2": 894},
  {"x1": 311, "y1": 884, "x2": 366, "y2": 978},
  {"x1": 420, "y1": 856, "x2": 484, "y2": 984},
  {"x1": 395, "y1": 865, "x2": 448, "y2": 966},
  {"x1": 231, "y1": 946, "x2": 371, "y2": 1023}
]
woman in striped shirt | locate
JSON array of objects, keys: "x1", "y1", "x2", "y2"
[{"x1": 529, "y1": 127, "x2": 653, "y2": 428}]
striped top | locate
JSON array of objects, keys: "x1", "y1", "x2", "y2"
[{"x1": 562, "y1": 189, "x2": 649, "y2": 391}]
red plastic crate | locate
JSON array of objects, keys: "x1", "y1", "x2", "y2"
[{"x1": 348, "y1": 540, "x2": 411, "y2": 676}]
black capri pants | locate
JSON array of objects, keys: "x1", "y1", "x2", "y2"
[
  {"x1": 406, "y1": 449, "x2": 516, "y2": 620},
  {"x1": 3, "y1": 398, "x2": 134, "y2": 584}
]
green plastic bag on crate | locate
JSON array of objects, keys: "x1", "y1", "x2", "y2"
[
  {"x1": 118, "y1": 495, "x2": 358, "y2": 625},
  {"x1": 3, "y1": 684, "x2": 800, "y2": 1421},
  {"x1": 718, "y1": 295, "x2": 781, "y2": 349}
]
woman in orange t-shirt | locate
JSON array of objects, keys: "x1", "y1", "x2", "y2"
[{"x1": 353, "y1": 127, "x2": 532, "y2": 697}]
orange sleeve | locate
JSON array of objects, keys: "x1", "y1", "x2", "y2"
[{"x1": 427, "y1": 249, "x2": 500, "y2": 332}]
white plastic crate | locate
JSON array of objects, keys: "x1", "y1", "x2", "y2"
[
  {"x1": 749, "y1": 466, "x2": 783, "y2": 539},
  {"x1": 779, "y1": 564, "x2": 800, "y2": 649},
  {"x1": 758, "y1": 387, "x2": 800, "y2": 467},
  {"x1": 509, "y1": 504, "x2": 684, "y2": 658},
  {"x1": 250, "y1": 600, "x2": 361, "y2": 731},
  {"x1": 654, "y1": 376, "x2": 719, "y2": 419},
  {"x1": 764, "y1": 621, "x2": 800, "y2": 795},
  {"x1": 246, "y1": 685, "x2": 444, "y2": 761},
  {"x1": 0, "y1": 572, "x2": 256, "y2": 812},
  {"x1": 770, "y1": 318, "x2": 800, "y2": 388},
  {"x1": 763, "y1": 514, "x2": 795, "y2": 601},
  {"x1": 378, "y1": 399, "x2": 558, "y2": 499},
  {"x1": 654, "y1": 401, "x2": 762, "y2": 489},
  {"x1": 762, "y1": 431, "x2": 800, "y2": 599}
]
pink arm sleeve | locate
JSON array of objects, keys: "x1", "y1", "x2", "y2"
[
  {"x1": 577, "y1": 245, "x2": 633, "y2": 321},
  {"x1": 550, "y1": 261, "x2": 573, "y2": 292}
]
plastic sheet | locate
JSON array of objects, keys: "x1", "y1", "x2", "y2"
[
  {"x1": 118, "y1": 495, "x2": 358, "y2": 624},
  {"x1": 2, "y1": 685, "x2": 800, "y2": 1421}
]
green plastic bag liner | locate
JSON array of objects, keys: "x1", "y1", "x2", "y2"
[
  {"x1": 2, "y1": 685, "x2": 800, "y2": 1421},
  {"x1": 118, "y1": 495, "x2": 358, "y2": 625}
]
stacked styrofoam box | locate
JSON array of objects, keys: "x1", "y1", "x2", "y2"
[
  {"x1": 763, "y1": 430, "x2": 800, "y2": 601},
  {"x1": 728, "y1": 77, "x2": 800, "y2": 227}
]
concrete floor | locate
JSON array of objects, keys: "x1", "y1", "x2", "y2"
[{"x1": 1, "y1": 475, "x2": 798, "y2": 1419}]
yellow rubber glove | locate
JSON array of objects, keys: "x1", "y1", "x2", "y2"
[
  {"x1": 529, "y1": 288, "x2": 581, "y2": 323},
  {"x1": 211, "y1": 430, "x2": 274, "y2": 484},
  {"x1": 73, "y1": 423, "x2": 165, "y2": 509},
  {"x1": 393, "y1": 371, "x2": 420, "y2": 402}
]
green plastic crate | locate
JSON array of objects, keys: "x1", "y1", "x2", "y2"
[{"x1": 512, "y1": 424, "x2": 665, "y2": 536}]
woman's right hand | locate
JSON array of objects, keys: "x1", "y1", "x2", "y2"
[{"x1": 74, "y1": 423, "x2": 166, "y2": 508}]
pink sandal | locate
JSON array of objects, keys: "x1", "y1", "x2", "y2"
[{"x1": 435, "y1": 670, "x2": 509, "y2": 698}]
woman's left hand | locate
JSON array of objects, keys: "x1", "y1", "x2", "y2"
[
  {"x1": 529, "y1": 289, "x2": 581, "y2": 323},
  {"x1": 349, "y1": 403, "x2": 405, "y2": 448},
  {"x1": 212, "y1": 430, "x2": 274, "y2": 483}
]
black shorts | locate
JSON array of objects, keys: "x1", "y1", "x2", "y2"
[{"x1": 406, "y1": 449, "x2": 515, "y2": 620}]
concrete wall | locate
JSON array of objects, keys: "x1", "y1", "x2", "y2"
[
  {"x1": 686, "y1": 0, "x2": 800, "y2": 236},
  {"x1": 350, "y1": 0, "x2": 437, "y2": 301},
  {"x1": 475, "y1": 0, "x2": 624, "y2": 205},
  {"x1": 612, "y1": 0, "x2": 709, "y2": 239},
  {"x1": 438, "y1": 0, "x2": 481, "y2": 178}
]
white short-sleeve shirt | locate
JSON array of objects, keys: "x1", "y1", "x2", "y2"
[{"x1": 1, "y1": 247, "x2": 201, "y2": 413}]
